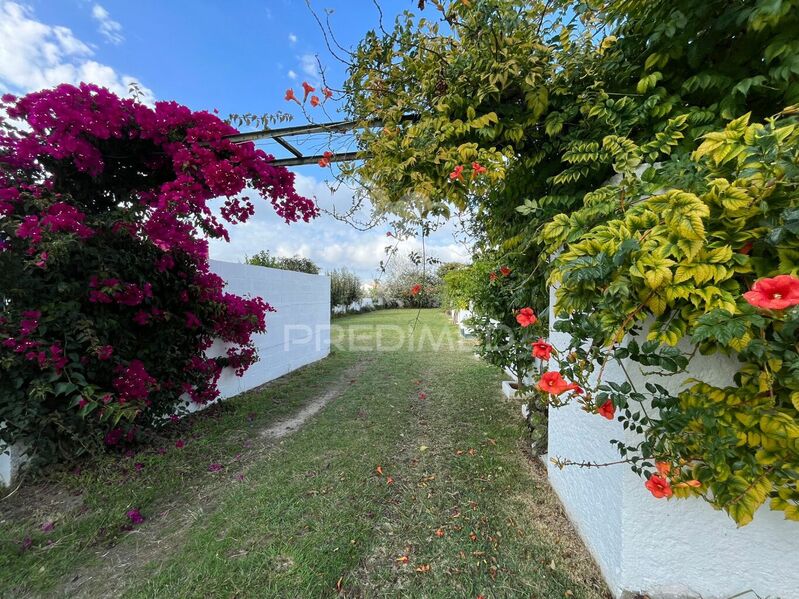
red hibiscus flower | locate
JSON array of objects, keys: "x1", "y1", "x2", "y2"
[
  {"x1": 471, "y1": 162, "x2": 487, "y2": 178},
  {"x1": 302, "y1": 81, "x2": 315, "y2": 100},
  {"x1": 743, "y1": 275, "x2": 799, "y2": 310},
  {"x1": 323, "y1": 87, "x2": 334, "y2": 99},
  {"x1": 597, "y1": 400, "x2": 615, "y2": 420},
  {"x1": 499, "y1": 266, "x2": 511, "y2": 277},
  {"x1": 284, "y1": 88, "x2": 298, "y2": 103},
  {"x1": 489, "y1": 271, "x2": 497, "y2": 282},
  {"x1": 449, "y1": 165, "x2": 464, "y2": 181},
  {"x1": 538, "y1": 371, "x2": 581, "y2": 395},
  {"x1": 645, "y1": 474, "x2": 673, "y2": 499},
  {"x1": 310, "y1": 95, "x2": 320, "y2": 107},
  {"x1": 515, "y1": 307, "x2": 537, "y2": 327},
  {"x1": 411, "y1": 284, "x2": 422, "y2": 296},
  {"x1": 531, "y1": 339, "x2": 553, "y2": 360}
]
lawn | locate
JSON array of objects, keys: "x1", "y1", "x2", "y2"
[{"x1": 0, "y1": 309, "x2": 608, "y2": 598}]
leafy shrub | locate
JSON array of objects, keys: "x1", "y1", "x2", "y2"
[
  {"x1": 330, "y1": 268, "x2": 363, "y2": 308},
  {"x1": 0, "y1": 84, "x2": 316, "y2": 466},
  {"x1": 246, "y1": 250, "x2": 320, "y2": 274}
]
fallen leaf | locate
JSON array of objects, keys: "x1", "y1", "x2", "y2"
[
  {"x1": 485, "y1": 438, "x2": 497, "y2": 446},
  {"x1": 469, "y1": 532, "x2": 478, "y2": 542},
  {"x1": 415, "y1": 563, "x2": 431, "y2": 573},
  {"x1": 419, "y1": 445, "x2": 428, "y2": 452},
  {"x1": 455, "y1": 450, "x2": 464, "y2": 456},
  {"x1": 386, "y1": 476, "x2": 395, "y2": 485},
  {"x1": 335, "y1": 577, "x2": 343, "y2": 592},
  {"x1": 468, "y1": 448, "x2": 477, "y2": 456}
]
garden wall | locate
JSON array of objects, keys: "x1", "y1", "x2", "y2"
[
  {"x1": 0, "y1": 260, "x2": 331, "y2": 486},
  {"x1": 546, "y1": 287, "x2": 799, "y2": 599}
]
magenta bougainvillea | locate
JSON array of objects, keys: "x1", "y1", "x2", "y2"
[{"x1": 0, "y1": 83, "x2": 317, "y2": 465}]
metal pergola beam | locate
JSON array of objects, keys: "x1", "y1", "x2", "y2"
[
  {"x1": 270, "y1": 151, "x2": 361, "y2": 168},
  {"x1": 224, "y1": 113, "x2": 417, "y2": 167}
]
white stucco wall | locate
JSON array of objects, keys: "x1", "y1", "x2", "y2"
[
  {"x1": 546, "y1": 286, "x2": 799, "y2": 598},
  {"x1": 1, "y1": 260, "x2": 331, "y2": 486}
]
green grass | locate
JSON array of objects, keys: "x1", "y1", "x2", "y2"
[{"x1": 0, "y1": 309, "x2": 608, "y2": 598}]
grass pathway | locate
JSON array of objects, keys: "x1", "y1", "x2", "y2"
[{"x1": 0, "y1": 309, "x2": 608, "y2": 598}]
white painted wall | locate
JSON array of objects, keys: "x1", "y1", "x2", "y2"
[
  {"x1": 0, "y1": 260, "x2": 331, "y2": 486},
  {"x1": 546, "y1": 286, "x2": 799, "y2": 598}
]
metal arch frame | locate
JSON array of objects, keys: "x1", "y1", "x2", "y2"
[{"x1": 224, "y1": 114, "x2": 418, "y2": 167}]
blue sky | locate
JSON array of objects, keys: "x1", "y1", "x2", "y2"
[{"x1": 0, "y1": 0, "x2": 472, "y2": 281}]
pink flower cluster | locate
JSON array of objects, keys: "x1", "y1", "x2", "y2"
[{"x1": 113, "y1": 360, "x2": 157, "y2": 404}]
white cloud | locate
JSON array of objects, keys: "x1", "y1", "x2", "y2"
[
  {"x1": 91, "y1": 4, "x2": 123, "y2": 45},
  {"x1": 288, "y1": 32, "x2": 297, "y2": 45},
  {"x1": 208, "y1": 172, "x2": 472, "y2": 281},
  {"x1": 0, "y1": 1, "x2": 152, "y2": 103},
  {"x1": 287, "y1": 69, "x2": 297, "y2": 80},
  {"x1": 299, "y1": 53, "x2": 319, "y2": 81}
]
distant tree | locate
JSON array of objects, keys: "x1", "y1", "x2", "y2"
[
  {"x1": 329, "y1": 268, "x2": 363, "y2": 308},
  {"x1": 383, "y1": 257, "x2": 441, "y2": 308},
  {"x1": 246, "y1": 250, "x2": 320, "y2": 274}
]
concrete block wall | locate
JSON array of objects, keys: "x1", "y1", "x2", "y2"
[
  {"x1": 546, "y1": 286, "x2": 799, "y2": 599},
  {"x1": 1, "y1": 260, "x2": 331, "y2": 486}
]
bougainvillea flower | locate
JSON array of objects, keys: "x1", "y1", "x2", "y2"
[
  {"x1": 538, "y1": 371, "x2": 580, "y2": 395},
  {"x1": 97, "y1": 345, "x2": 113, "y2": 360},
  {"x1": 208, "y1": 463, "x2": 223, "y2": 472},
  {"x1": 449, "y1": 165, "x2": 464, "y2": 181},
  {"x1": 126, "y1": 508, "x2": 145, "y2": 525},
  {"x1": 531, "y1": 339, "x2": 553, "y2": 360},
  {"x1": 645, "y1": 474, "x2": 673, "y2": 498},
  {"x1": 597, "y1": 400, "x2": 615, "y2": 420},
  {"x1": 489, "y1": 271, "x2": 497, "y2": 282},
  {"x1": 41, "y1": 521, "x2": 55, "y2": 533},
  {"x1": 411, "y1": 284, "x2": 422, "y2": 296},
  {"x1": 471, "y1": 162, "x2": 487, "y2": 177},
  {"x1": 418, "y1": 392, "x2": 427, "y2": 400},
  {"x1": 323, "y1": 87, "x2": 334, "y2": 99},
  {"x1": 310, "y1": 95, "x2": 320, "y2": 107},
  {"x1": 302, "y1": 81, "x2": 315, "y2": 100},
  {"x1": 743, "y1": 275, "x2": 799, "y2": 310},
  {"x1": 284, "y1": 88, "x2": 298, "y2": 103},
  {"x1": 655, "y1": 461, "x2": 671, "y2": 476},
  {"x1": 499, "y1": 266, "x2": 511, "y2": 277},
  {"x1": 515, "y1": 307, "x2": 537, "y2": 327},
  {"x1": 175, "y1": 439, "x2": 185, "y2": 449}
]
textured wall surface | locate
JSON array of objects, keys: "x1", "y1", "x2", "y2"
[
  {"x1": 1, "y1": 261, "x2": 331, "y2": 485},
  {"x1": 546, "y1": 286, "x2": 799, "y2": 599}
]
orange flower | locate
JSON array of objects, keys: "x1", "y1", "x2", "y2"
[
  {"x1": 396, "y1": 555, "x2": 409, "y2": 564},
  {"x1": 301, "y1": 81, "x2": 315, "y2": 100},
  {"x1": 675, "y1": 479, "x2": 702, "y2": 488},
  {"x1": 449, "y1": 165, "x2": 464, "y2": 181},
  {"x1": 655, "y1": 461, "x2": 671, "y2": 476},
  {"x1": 387, "y1": 476, "x2": 395, "y2": 485},
  {"x1": 376, "y1": 465, "x2": 383, "y2": 476},
  {"x1": 318, "y1": 150, "x2": 334, "y2": 168},
  {"x1": 531, "y1": 339, "x2": 553, "y2": 360},
  {"x1": 597, "y1": 400, "x2": 615, "y2": 420},
  {"x1": 645, "y1": 474, "x2": 673, "y2": 499},
  {"x1": 415, "y1": 564, "x2": 431, "y2": 573},
  {"x1": 411, "y1": 284, "x2": 422, "y2": 296},
  {"x1": 471, "y1": 162, "x2": 487, "y2": 177},
  {"x1": 499, "y1": 266, "x2": 511, "y2": 277},
  {"x1": 489, "y1": 271, "x2": 497, "y2": 282},
  {"x1": 323, "y1": 87, "x2": 334, "y2": 99},
  {"x1": 284, "y1": 88, "x2": 298, "y2": 103},
  {"x1": 310, "y1": 95, "x2": 321, "y2": 107},
  {"x1": 435, "y1": 528, "x2": 445, "y2": 537},
  {"x1": 743, "y1": 275, "x2": 799, "y2": 310},
  {"x1": 515, "y1": 307, "x2": 537, "y2": 327},
  {"x1": 538, "y1": 371, "x2": 581, "y2": 396}
]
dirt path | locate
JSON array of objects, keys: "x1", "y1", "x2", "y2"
[{"x1": 54, "y1": 358, "x2": 373, "y2": 599}]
